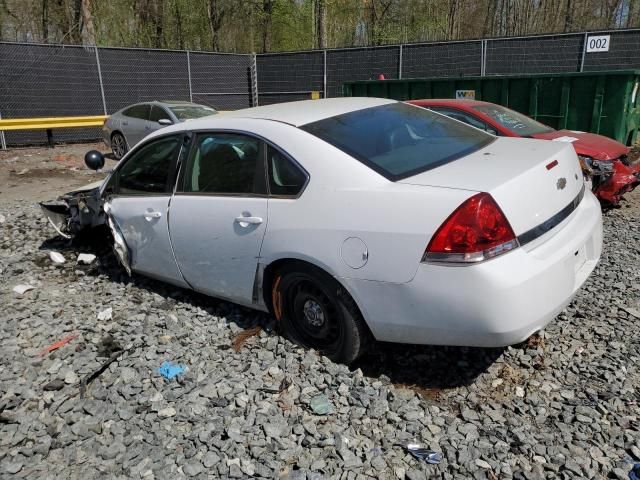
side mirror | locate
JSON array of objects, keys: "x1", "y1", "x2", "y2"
[
  {"x1": 158, "y1": 118, "x2": 172, "y2": 126},
  {"x1": 84, "y1": 150, "x2": 105, "y2": 170}
]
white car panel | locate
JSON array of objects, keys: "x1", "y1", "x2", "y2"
[
  {"x1": 222, "y1": 97, "x2": 397, "y2": 126},
  {"x1": 399, "y1": 137, "x2": 584, "y2": 235},
  {"x1": 340, "y1": 190, "x2": 602, "y2": 346},
  {"x1": 64, "y1": 98, "x2": 603, "y2": 350},
  {"x1": 169, "y1": 196, "x2": 268, "y2": 304}
]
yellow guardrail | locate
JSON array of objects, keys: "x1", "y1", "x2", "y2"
[
  {"x1": 0, "y1": 115, "x2": 107, "y2": 131},
  {"x1": 0, "y1": 115, "x2": 108, "y2": 149}
]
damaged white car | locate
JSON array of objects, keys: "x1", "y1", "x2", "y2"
[{"x1": 41, "y1": 98, "x2": 603, "y2": 363}]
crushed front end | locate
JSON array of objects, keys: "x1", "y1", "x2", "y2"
[
  {"x1": 40, "y1": 184, "x2": 104, "y2": 238},
  {"x1": 579, "y1": 155, "x2": 640, "y2": 207}
]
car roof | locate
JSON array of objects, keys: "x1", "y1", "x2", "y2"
[
  {"x1": 408, "y1": 99, "x2": 491, "y2": 108},
  {"x1": 144, "y1": 97, "x2": 398, "y2": 140},
  {"x1": 221, "y1": 97, "x2": 397, "y2": 127}
]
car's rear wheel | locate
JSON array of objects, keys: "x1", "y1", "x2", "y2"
[
  {"x1": 273, "y1": 264, "x2": 369, "y2": 363},
  {"x1": 111, "y1": 132, "x2": 128, "y2": 160}
]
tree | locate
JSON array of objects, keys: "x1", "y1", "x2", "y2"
[
  {"x1": 207, "y1": 0, "x2": 225, "y2": 51},
  {"x1": 314, "y1": 0, "x2": 325, "y2": 48},
  {"x1": 1, "y1": 0, "x2": 640, "y2": 50},
  {"x1": 261, "y1": 0, "x2": 274, "y2": 52},
  {"x1": 79, "y1": 0, "x2": 95, "y2": 45}
]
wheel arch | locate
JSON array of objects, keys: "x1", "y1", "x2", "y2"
[
  {"x1": 111, "y1": 129, "x2": 129, "y2": 146},
  {"x1": 260, "y1": 256, "x2": 372, "y2": 337}
]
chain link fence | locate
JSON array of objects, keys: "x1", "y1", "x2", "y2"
[
  {"x1": 0, "y1": 42, "x2": 252, "y2": 146},
  {"x1": 1, "y1": 28, "x2": 640, "y2": 147}
]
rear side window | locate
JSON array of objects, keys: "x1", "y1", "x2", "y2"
[
  {"x1": 122, "y1": 104, "x2": 150, "y2": 120},
  {"x1": 301, "y1": 103, "x2": 493, "y2": 181},
  {"x1": 182, "y1": 133, "x2": 264, "y2": 195},
  {"x1": 267, "y1": 146, "x2": 307, "y2": 196}
]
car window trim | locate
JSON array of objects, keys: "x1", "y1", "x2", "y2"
[
  {"x1": 264, "y1": 144, "x2": 309, "y2": 200},
  {"x1": 108, "y1": 132, "x2": 184, "y2": 197},
  {"x1": 173, "y1": 129, "x2": 309, "y2": 200}
]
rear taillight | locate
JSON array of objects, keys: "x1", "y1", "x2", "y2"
[{"x1": 423, "y1": 192, "x2": 518, "y2": 264}]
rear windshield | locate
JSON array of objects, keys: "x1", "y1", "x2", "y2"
[
  {"x1": 169, "y1": 105, "x2": 218, "y2": 120},
  {"x1": 473, "y1": 104, "x2": 554, "y2": 136},
  {"x1": 301, "y1": 103, "x2": 493, "y2": 180}
]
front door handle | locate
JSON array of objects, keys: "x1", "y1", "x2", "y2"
[
  {"x1": 234, "y1": 215, "x2": 263, "y2": 226},
  {"x1": 144, "y1": 211, "x2": 162, "y2": 221}
]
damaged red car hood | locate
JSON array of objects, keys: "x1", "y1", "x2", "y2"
[{"x1": 531, "y1": 130, "x2": 629, "y2": 161}]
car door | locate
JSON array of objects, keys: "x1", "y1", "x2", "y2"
[
  {"x1": 148, "y1": 105, "x2": 172, "y2": 136},
  {"x1": 169, "y1": 132, "x2": 268, "y2": 304},
  {"x1": 106, "y1": 133, "x2": 190, "y2": 287},
  {"x1": 121, "y1": 104, "x2": 151, "y2": 147}
]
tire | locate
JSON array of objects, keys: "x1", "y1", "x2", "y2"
[
  {"x1": 111, "y1": 132, "x2": 128, "y2": 160},
  {"x1": 272, "y1": 263, "x2": 370, "y2": 363}
]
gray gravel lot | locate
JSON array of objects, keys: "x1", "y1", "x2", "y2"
[{"x1": 0, "y1": 188, "x2": 639, "y2": 479}]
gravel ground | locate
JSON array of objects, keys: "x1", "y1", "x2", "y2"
[{"x1": 0, "y1": 187, "x2": 639, "y2": 479}]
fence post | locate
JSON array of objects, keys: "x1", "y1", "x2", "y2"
[
  {"x1": 398, "y1": 44, "x2": 403, "y2": 79},
  {"x1": 186, "y1": 51, "x2": 193, "y2": 102},
  {"x1": 250, "y1": 53, "x2": 259, "y2": 107},
  {"x1": 0, "y1": 112, "x2": 6, "y2": 150},
  {"x1": 323, "y1": 50, "x2": 328, "y2": 98},
  {"x1": 481, "y1": 40, "x2": 487, "y2": 76},
  {"x1": 94, "y1": 46, "x2": 108, "y2": 115},
  {"x1": 580, "y1": 32, "x2": 587, "y2": 72}
]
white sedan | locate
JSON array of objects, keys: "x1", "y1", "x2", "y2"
[{"x1": 41, "y1": 98, "x2": 603, "y2": 363}]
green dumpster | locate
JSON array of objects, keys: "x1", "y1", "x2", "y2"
[{"x1": 343, "y1": 71, "x2": 640, "y2": 146}]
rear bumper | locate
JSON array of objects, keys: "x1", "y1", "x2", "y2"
[
  {"x1": 102, "y1": 126, "x2": 111, "y2": 148},
  {"x1": 341, "y1": 191, "x2": 603, "y2": 347}
]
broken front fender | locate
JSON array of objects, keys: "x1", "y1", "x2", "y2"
[
  {"x1": 103, "y1": 201, "x2": 131, "y2": 276},
  {"x1": 40, "y1": 185, "x2": 104, "y2": 238},
  {"x1": 594, "y1": 160, "x2": 640, "y2": 206}
]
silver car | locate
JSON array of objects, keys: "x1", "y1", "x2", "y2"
[{"x1": 102, "y1": 101, "x2": 218, "y2": 159}]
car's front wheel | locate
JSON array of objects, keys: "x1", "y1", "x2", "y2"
[
  {"x1": 273, "y1": 264, "x2": 369, "y2": 363},
  {"x1": 111, "y1": 132, "x2": 128, "y2": 160}
]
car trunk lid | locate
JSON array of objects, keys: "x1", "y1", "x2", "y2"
[{"x1": 398, "y1": 137, "x2": 584, "y2": 236}]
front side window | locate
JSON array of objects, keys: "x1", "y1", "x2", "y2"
[
  {"x1": 301, "y1": 102, "x2": 493, "y2": 181},
  {"x1": 473, "y1": 104, "x2": 553, "y2": 136},
  {"x1": 149, "y1": 105, "x2": 171, "y2": 123},
  {"x1": 182, "y1": 133, "x2": 263, "y2": 195},
  {"x1": 267, "y1": 146, "x2": 307, "y2": 196},
  {"x1": 122, "y1": 104, "x2": 150, "y2": 120},
  {"x1": 117, "y1": 135, "x2": 180, "y2": 194}
]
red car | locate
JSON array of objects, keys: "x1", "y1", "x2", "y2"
[{"x1": 409, "y1": 99, "x2": 640, "y2": 206}]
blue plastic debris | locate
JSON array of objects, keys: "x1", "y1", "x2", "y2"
[
  {"x1": 629, "y1": 463, "x2": 640, "y2": 480},
  {"x1": 158, "y1": 361, "x2": 185, "y2": 380}
]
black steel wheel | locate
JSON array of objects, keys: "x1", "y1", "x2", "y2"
[
  {"x1": 272, "y1": 263, "x2": 370, "y2": 363},
  {"x1": 111, "y1": 132, "x2": 128, "y2": 160}
]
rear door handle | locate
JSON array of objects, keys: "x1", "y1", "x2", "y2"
[
  {"x1": 234, "y1": 216, "x2": 263, "y2": 226},
  {"x1": 144, "y1": 211, "x2": 162, "y2": 220}
]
